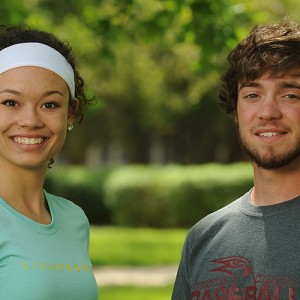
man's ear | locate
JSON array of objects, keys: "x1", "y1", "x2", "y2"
[{"x1": 234, "y1": 111, "x2": 238, "y2": 123}]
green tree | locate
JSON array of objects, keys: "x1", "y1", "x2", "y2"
[
  {"x1": 4, "y1": 0, "x2": 300, "y2": 164},
  {"x1": 0, "y1": 0, "x2": 28, "y2": 25}
]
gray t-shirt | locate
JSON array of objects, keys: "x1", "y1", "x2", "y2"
[{"x1": 172, "y1": 190, "x2": 300, "y2": 299}]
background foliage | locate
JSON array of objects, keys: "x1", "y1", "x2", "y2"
[
  {"x1": 45, "y1": 163, "x2": 253, "y2": 227},
  {"x1": 3, "y1": 4, "x2": 298, "y2": 298},
  {"x1": 1, "y1": 0, "x2": 300, "y2": 165}
]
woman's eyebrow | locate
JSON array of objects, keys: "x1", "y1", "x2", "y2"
[
  {"x1": 0, "y1": 89, "x2": 65, "y2": 96},
  {"x1": 0, "y1": 88, "x2": 21, "y2": 95},
  {"x1": 43, "y1": 90, "x2": 65, "y2": 97}
]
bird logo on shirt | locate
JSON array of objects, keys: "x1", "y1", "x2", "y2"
[{"x1": 210, "y1": 256, "x2": 256, "y2": 289}]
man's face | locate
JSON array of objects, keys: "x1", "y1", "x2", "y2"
[{"x1": 236, "y1": 71, "x2": 300, "y2": 170}]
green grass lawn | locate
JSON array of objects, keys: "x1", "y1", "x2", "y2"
[
  {"x1": 98, "y1": 285, "x2": 173, "y2": 300},
  {"x1": 90, "y1": 226, "x2": 185, "y2": 299},
  {"x1": 89, "y1": 226, "x2": 188, "y2": 267}
]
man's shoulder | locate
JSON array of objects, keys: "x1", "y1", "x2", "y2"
[
  {"x1": 185, "y1": 194, "x2": 245, "y2": 246},
  {"x1": 194, "y1": 195, "x2": 242, "y2": 227}
]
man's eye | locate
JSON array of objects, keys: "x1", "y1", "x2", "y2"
[
  {"x1": 285, "y1": 94, "x2": 299, "y2": 99},
  {"x1": 245, "y1": 93, "x2": 258, "y2": 99},
  {"x1": 43, "y1": 102, "x2": 59, "y2": 109},
  {"x1": 1, "y1": 100, "x2": 18, "y2": 107}
]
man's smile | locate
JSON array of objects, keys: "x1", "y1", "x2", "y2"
[{"x1": 258, "y1": 132, "x2": 281, "y2": 137}]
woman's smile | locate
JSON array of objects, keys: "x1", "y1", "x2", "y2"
[{"x1": 13, "y1": 137, "x2": 45, "y2": 145}]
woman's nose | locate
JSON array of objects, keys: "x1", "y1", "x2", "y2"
[{"x1": 17, "y1": 107, "x2": 43, "y2": 129}]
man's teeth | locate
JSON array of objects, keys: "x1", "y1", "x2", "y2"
[
  {"x1": 259, "y1": 132, "x2": 279, "y2": 137},
  {"x1": 14, "y1": 137, "x2": 44, "y2": 145}
]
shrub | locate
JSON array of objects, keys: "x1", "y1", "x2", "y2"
[
  {"x1": 44, "y1": 163, "x2": 253, "y2": 227},
  {"x1": 103, "y1": 163, "x2": 253, "y2": 228},
  {"x1": 44, "y1": 166, "x2": 112, "y2": 225}
]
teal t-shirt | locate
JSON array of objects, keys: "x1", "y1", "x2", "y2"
[{"x1": 0, "y1": 191, "x2": 98, "y2": 299}]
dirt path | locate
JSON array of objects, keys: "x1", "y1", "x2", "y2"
[{"x1": 93, "y1": 265, "x2": 178, "y2": 286}]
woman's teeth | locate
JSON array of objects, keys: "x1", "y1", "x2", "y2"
[{"x1": 14, "y1": 137, "x2": 44, "y2": 145}]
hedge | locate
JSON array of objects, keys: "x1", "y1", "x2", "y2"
[
  {"x1": 44, "y1": 163, "x2": 254, "y2": 228},
  {"x1": 44, "y1": 166, "x2": 112, "y2": 225},
  {"x1": 103, "y1": 162, "x2": 253, "y2": 228}
]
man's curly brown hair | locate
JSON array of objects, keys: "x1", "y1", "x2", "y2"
[{"x1": 219, "y1": 18, "x2": 300, "y2": 115}]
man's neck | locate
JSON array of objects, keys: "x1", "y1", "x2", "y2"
[{"x1": 251, "y1": 162, "x2": 300, "y2": 206}]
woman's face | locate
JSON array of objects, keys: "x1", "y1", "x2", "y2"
[{"x1": 0, "y1": 66, "x2": 73, "y2": 170}]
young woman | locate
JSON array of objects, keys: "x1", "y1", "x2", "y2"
[{"x1": 0, "y1": 25, "x2": 98, "y2": 299}]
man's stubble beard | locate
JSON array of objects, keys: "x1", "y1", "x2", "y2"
[{"x1": 236, "y1": 122, "x2": 300, "y2": 170}]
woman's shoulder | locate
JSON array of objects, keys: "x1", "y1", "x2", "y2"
[{"x1": 44, "y1": 190, "x2": 88, "y2": 221}]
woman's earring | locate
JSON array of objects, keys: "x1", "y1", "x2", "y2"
[{"x1": 68, "y1": 124, "x2": 74, "y2": 131}]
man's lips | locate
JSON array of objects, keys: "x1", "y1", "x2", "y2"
[
  {"x1": 257, "y1": 132, "x2": 281, "y2": 137},
  {"x1": 254, "y1": 128, "x2": 288, "y2": 137}
]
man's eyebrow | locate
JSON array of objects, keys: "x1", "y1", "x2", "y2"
[
  {"x1": 239, "y1": 80, "x2": 300, "y2": 91},
  {"x1": 238, "y1": 82, "x2": 261, "y2": 91},
  {"x1": 278, "y1": 81, "x2": 300, "y2": 89}
]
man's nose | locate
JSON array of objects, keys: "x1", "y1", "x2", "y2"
[{"x1": 257, "y1": 97, "x2": 282, "y2": 120}]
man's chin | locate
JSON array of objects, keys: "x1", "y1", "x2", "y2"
[
  {"x1": 249, "y1": 152, "x2": 300, "y2": 170},
  {"x1": 253, "y1": 160, "x2": 291, "y2": 170}
]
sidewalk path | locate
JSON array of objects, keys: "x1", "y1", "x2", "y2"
[{"x1": 93, "y1": 265, "x2": 178, "y2": 286}]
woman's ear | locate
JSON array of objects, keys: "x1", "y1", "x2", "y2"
[{"x1": 68, "y1": 97, "x2": 79, "y2": 124}]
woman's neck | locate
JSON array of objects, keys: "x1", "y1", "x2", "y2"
[{"x1": 0, "y1": 162, "x2": 50, "y2": 224}]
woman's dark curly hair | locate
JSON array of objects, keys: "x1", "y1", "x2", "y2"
[
  {"x1": 219, "y1": 18, "x2": 300, "y2": 115},
  {"x1": 0, "y1": 24, "x2": 91, "y2": 123}
]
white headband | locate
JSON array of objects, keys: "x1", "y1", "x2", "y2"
[{"x1": 0, "y1": 42, "x2": 75, "y2": 97}]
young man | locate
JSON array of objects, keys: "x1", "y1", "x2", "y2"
[{"x1": 172, "y1": 18, "x2": 300, "y2": 300}]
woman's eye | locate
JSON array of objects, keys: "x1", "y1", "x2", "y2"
[
  {"x1": 1, "y1": 100, "x2": 18, "y2": 107},
  {"x1": 43, "y1": 102, "x2": 59, "y2": 109}
]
